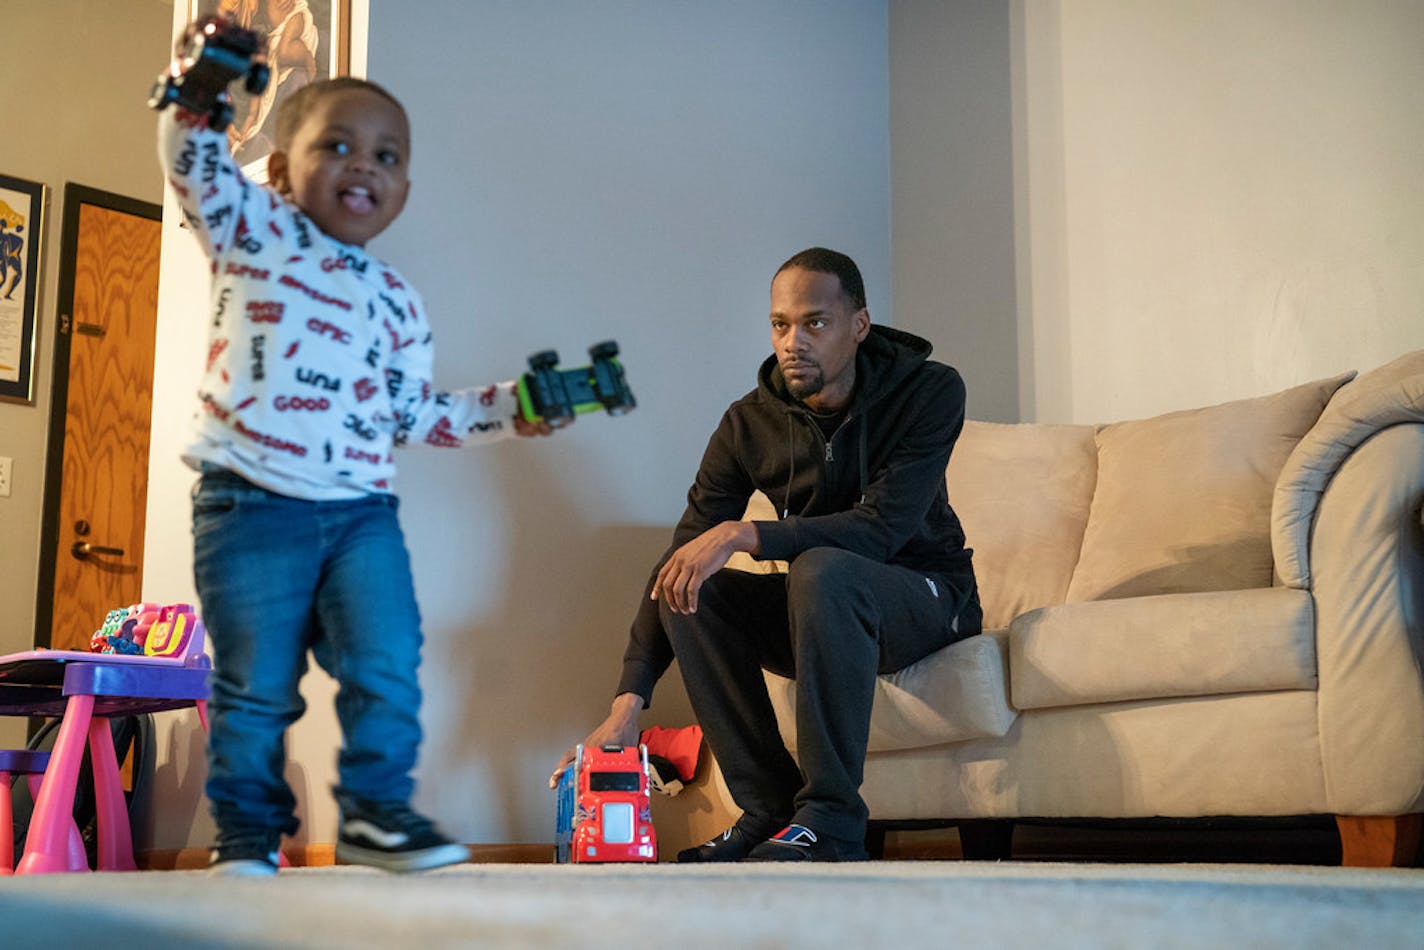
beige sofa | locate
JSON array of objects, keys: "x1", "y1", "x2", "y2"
[{"x1": 739, "y1": 350, "x2": 1424, "y2": 866}]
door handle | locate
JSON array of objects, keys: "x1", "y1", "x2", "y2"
[{"x1": 71, "y1": 541, "x2": 125, "y2": 560}]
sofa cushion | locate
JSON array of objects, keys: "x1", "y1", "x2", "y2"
[
  {"x1": 1009, "y1": 587, "x2": 1316, "y2": 710},
  {"x1": 947, "y1": 421, "x2": 1098, "y2": 630},
  {"x1": 728, "y1": 491, "x2": 790, "y2": 574},
  {"x1": 1065, "y1": 374, "x2": 1352, "y2": 602},
  {"x1": 858, "y1": 690, "x2": 1328, "y2": 820},
  {"x1": 764, "y1": 631, "x2": 1018, "y2": 752}
]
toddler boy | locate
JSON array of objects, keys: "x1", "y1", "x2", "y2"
[{"x1": 159, "y1": 70, "x2": 551, "y2": 874}]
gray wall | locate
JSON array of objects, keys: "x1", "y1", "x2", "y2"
[
  {"x1": 373, "y1": 0, "x2": 893, "y2": 846},
  {"x1": 145, "y1": 0, "x2": 891, "y2": 847},
  {"x1": 0, "y1": 0, "x2": 171, "y2": 747},
  {"x1": 891, "y1": 0, "x2": 1019, "y2": 423},
  {"x1": 1011, "y1": 0, "x2": 1424, "y2": 423},
  {"x1": 888, "y1": 0, "x2": 1422, "y2": 426}
]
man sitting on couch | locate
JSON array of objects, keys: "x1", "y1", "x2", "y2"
[{"x1": 549, "y1": 247, "x2": 982, "y2": 862}]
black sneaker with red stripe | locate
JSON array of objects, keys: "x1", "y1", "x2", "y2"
[{"x1": 744, "y1": 823, "x2": 870, "y2": 862}]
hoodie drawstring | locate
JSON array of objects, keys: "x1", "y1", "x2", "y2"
[
  {"x1": 858, "y1": 421, "x2": 868, "y2": 505},
  {"x1": 783, "y1": 414, "x2": 795, "y2": 518}
]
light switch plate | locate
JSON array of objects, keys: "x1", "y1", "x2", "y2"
[{"x1": 0, "y1": 456, "x2": 12, "y2": 497}]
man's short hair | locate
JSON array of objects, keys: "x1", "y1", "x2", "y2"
[
  {"x1": 273, "y1": 77, "x2": 409, "y2": 153},
  {"x1": 774, "y1": 247, "x2": 867, "y2": 311}
]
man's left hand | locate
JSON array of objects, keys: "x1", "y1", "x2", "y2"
[{"x1": 652, "y1": 520, "x2": 759, "y2": 614}]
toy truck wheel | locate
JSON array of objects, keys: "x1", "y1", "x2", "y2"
[
  {"x1": 588, "y1": 341, "x2": 619, "y2": 361},
  {"x1": 528, "y1": 349, "x2": 560, "y2": 371},
  {"x1": 245, "y1": 62, "x2": 270, "y2": 95}
]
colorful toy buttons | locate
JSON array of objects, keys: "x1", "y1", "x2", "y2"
[{"x1": 88, "y1": 602, "x2": 206, "y2": 660}]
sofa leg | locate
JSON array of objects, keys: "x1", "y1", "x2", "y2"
[
  {"x1": 958, "y1": 820, "x2": 1014, "y2": 860},
  {"x1": 1336, "y1": 814, "x2": 1422, "y2": 867},
  {"x1": 864, "y1": 822, "x2": 888, "y2": 860}
]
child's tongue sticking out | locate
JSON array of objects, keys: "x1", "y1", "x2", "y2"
[{"x1": 343, "y1": 187, "x2": 373, "y2": 213}]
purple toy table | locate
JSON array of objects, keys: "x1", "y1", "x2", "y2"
[{"x1": 0, "y1": 649, "x2": 210, "y2": 874}]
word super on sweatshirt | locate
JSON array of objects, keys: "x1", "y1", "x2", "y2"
[{"x1": 158, "y1": 110, "x2": 520, "y2": 500}]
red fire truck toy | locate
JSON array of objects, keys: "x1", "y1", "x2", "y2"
[{"x1": 555, "y1": 743, "x2": 657, "y2": 863}]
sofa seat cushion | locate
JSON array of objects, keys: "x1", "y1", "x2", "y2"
[
  {"x1": 764, "y1": 630, "x2": 1018, "y2": 753},
  {"x1": 1009, "y1": 587, "x2": 1316, "y2": 711}
]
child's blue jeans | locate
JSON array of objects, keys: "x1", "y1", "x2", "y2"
[{"x1": 192, "y1": 467, "x2": 425, "y2": 840}]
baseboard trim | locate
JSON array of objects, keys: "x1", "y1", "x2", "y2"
[{"x1": 139, "y1": 842, "x2": 554, "y2": 870}]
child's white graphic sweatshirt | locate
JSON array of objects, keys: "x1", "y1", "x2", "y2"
[{"x1": 158, "y1": 111, "x2": 520, "y2": 500}]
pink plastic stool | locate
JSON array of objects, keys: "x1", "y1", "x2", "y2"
[{"x1": 0, "y1": 750, "x2": 86, "y2": 874}]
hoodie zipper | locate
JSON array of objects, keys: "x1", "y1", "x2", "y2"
[
  {"x1": 821, "y1": 415, "x2": 869, "y2": 504},
  {"x1": 785, "y1": 412, "x2": 863, "y2": 515}
]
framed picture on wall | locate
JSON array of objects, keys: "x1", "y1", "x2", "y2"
[
  {"x1": 189, "y1": 0, "x2": 352, "y2": 178},
  {"x1": 0, "y1": 173, "x2": 47, "y2": 404}
]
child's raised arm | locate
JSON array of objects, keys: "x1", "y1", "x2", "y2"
[
  {"x1": 152, "y1": 16, "x2": 271, "y2": 264},
  {"x1": 157, "y1": 110, "x2": 259, "y2": 261}
]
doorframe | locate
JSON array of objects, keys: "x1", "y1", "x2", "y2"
[{"x1": 34, "y1": 183, "x2": 162, "y2": 649}]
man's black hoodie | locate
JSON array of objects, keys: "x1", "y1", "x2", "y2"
[{"x1": 617, "y1": 325, "x2": 978, "y2": 704}]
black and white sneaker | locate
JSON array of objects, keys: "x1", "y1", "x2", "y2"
[
  {"x1": 209, "y1": 832, "x2": 280, "y2": 877},
  {"x1": 676, "y1": 815, "x2": 783, "y2": 863},
  {"x1": 335, "y1": 796, "x2": 470, "y2": 873},
  {"x1": 744, "y1": 823, "x2": 870, "y2": 862}
]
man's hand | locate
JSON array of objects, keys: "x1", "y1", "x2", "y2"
[
  {"x1": 651, "y1": 520, "x2": 759, "y2": 615},
  {"x1": 548, "y1": 692, "x2": 644, "y2": 788}
]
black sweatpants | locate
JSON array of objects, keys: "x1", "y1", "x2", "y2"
[{"x1": 661, "y1": 547, "x2": 978, "y2": 843}]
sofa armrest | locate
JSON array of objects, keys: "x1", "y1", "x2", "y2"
[
  {"x1": 1274, "y1": 350, "x2": 1423, "y2": 587},
  {"x1": 1310, "y1": 421, "x2": 1424, "y2": 814},
  {"x1": 1009, "y1": 587, "x2": 1316, "y2": 710}
]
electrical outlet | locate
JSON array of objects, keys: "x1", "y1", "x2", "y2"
[{"x1": 0, "y1": 456, "x2": 12, "y2": 497}]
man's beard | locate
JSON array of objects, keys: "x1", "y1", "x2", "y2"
[
  {"x1": 783, "y1": 364, "x2": 824, "y2": 400},
  {"x1": 791, "y1": 373, "x2": 825, "y2": 398}
]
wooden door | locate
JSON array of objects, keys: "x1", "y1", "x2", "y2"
[{"x1": 35, "y1": 185, "x2": 162, "y2": 651}]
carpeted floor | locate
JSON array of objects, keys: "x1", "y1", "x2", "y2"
[{"x1": 3, "y1": 861, "x2": 1423, "y2": 948}]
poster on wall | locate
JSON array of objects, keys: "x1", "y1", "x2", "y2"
[
  {"x1": 190, "y1": 0, "x2": 352, "y2": 179},
  {"x1": 0, "y1": 173, "x2": 47, "y2": 404}
]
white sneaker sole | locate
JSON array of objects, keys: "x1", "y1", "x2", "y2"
[
  {"x1": 208, "y1": 858, "x2": 279, "y2": 878},
  {"x1": 335, "y1": 840, "x2": 470, "y2": 873}
]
